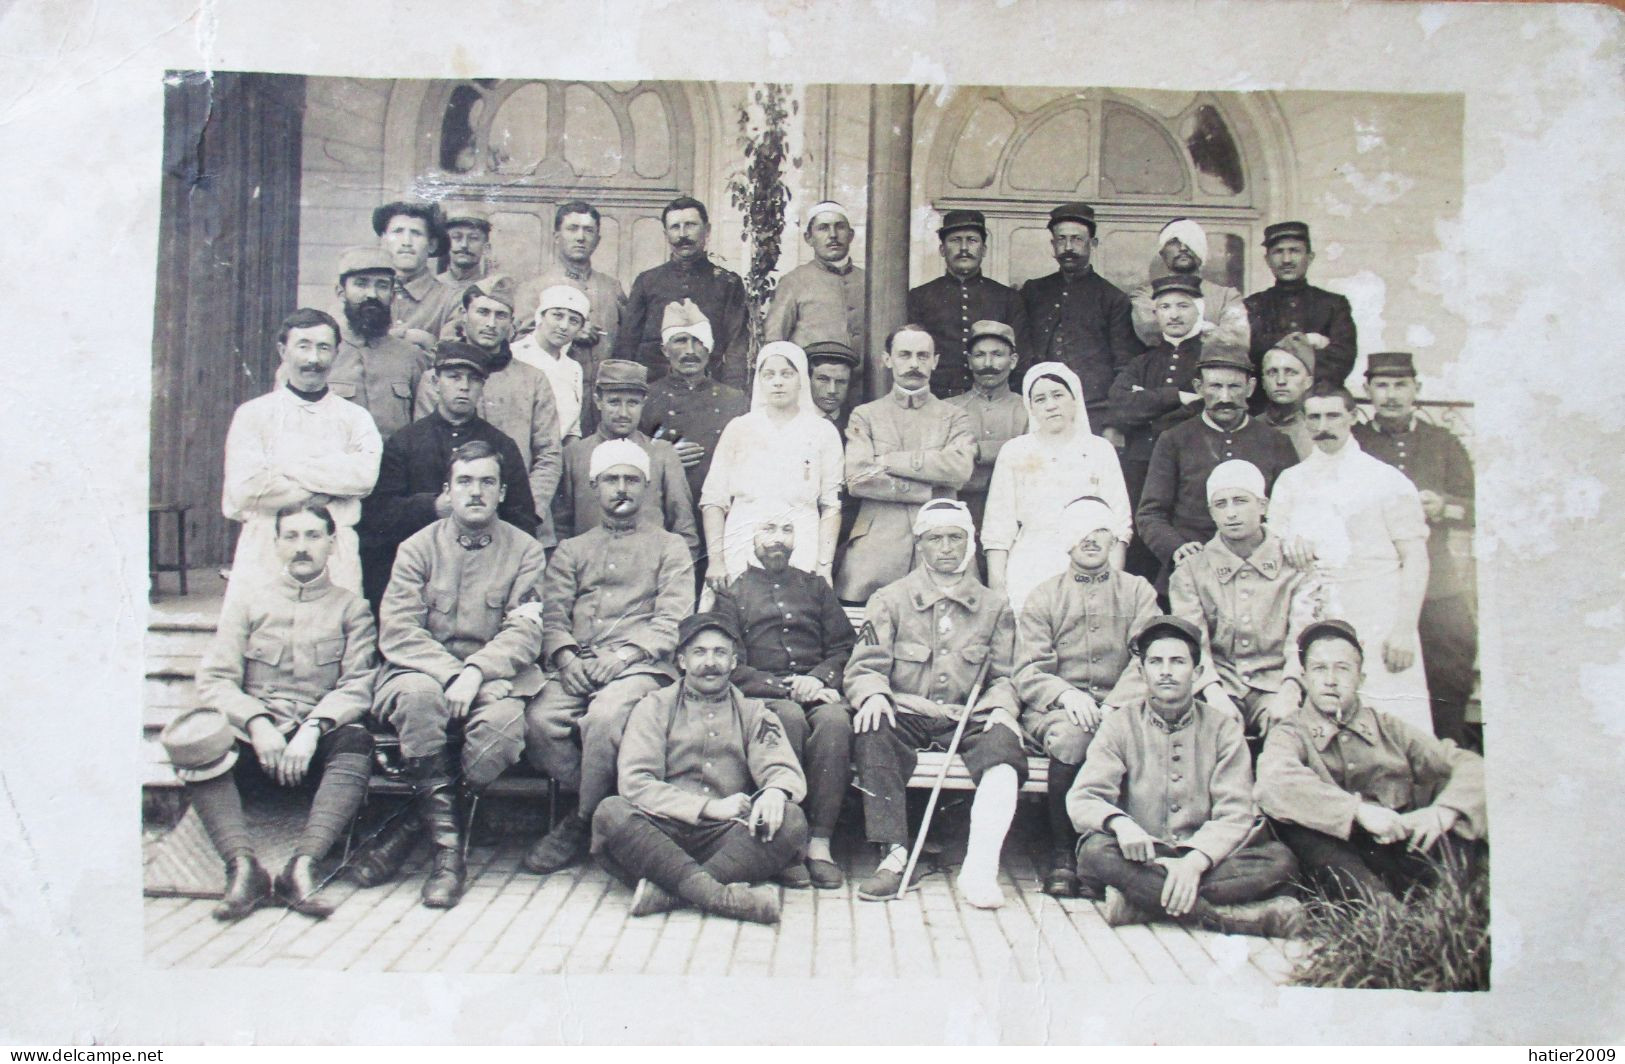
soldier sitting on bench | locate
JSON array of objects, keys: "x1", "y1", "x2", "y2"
[
  {"x1": 845, "y1": 499, "x2": 1024, "y2": 908},
  {"x1": 167, "y1": 501, "x2": 378, "y2": 921}
]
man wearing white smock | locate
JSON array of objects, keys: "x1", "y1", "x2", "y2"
[
  {"x1": 982, "y1": 362, "x2": 1133, "y2": 614},
  {"x1": 223, "y1": 308, "x2": 382, "y2": 598},
  {"x1": 1268, "y1": 383, "x2": 1432, "y2": 733},
  {"x1": 700, "y1": 341, "x2": 844, "y2": 589}
]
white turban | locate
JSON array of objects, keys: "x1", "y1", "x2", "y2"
[
  {"x1": 536, "y1": 284, "x2": 591, "y2": 323},
  {"x1": 804, "y1": 200, "x2": 850, "y2": 229},
  {"x1": 1206, "y1": 459, "x2": 1267, "y2": 502},
  {"x1": 1157, "y1": 218, "x2": 1209, "y2": 264},
  {"x1": 589, "y1": 439, "x2": 651, "y2": 481},
  {"x1": 912, "y1": 499, "x2": 976, "y2": 574},
  {"x1": 661, "y1": 298, "x2": 714, "y2": 352},
  {"x1": 1061, "y1": 496, "x2": 1119, "y2": 542}
]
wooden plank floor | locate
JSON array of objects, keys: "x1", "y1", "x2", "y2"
[{"x1": 145, "y1": 828, "x2": 1303, "y2": 983}]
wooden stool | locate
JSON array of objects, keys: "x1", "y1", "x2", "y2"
[{"x1": 148, "y1": 502, "x2": 191, "y2": 596}]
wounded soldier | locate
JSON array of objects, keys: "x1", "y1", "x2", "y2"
[
  {"x1": 846, "y1": 499, "x2": 1025, "y2": 908},
  {"x1": 593, "y1": 612, "x2": 808, "y2": 925},
  {"x1": 1068, "y1": 616, "x2": 1305, "y2": 937},
  {"x1": 164, "y1": 502, "x2": 378, "y2": 921}
]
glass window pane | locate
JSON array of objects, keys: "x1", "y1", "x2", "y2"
[
  {"x1": 1007, "y1": 107, "x2": 1091, "y2": 192},
  {"x1": 948, "y1": 100, "x2": 1015, "y2": 190},
  {"x1": 1101, "y1": 103, "x2": 1186, "y2": 196},
  {"x1": 629, "y1": 90, "x2": 672, "y2": 179},
  {"x1": 489, "y1": 83, "x2": 551, "y2": 174},
  {"x1": 1008, "y1": 224, "x2": 1058, "y2": 289},
  {"x1": 563, "y1": 84, "x2": 623, "y2": 179},
  {"x1": 1186, "y1": 104, "x2": 1246, "y2": 195},
  {"x1": 439, "y1": 84, "x2": 484, "y2": 173}
]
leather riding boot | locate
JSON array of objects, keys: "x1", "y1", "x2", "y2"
[
  {"x1": 411, "y1": 753, "x2": 465, "y2": 909},
  {"x1": 214, "y1": 855, "x2": 271, "y2": 922},
  {"x1": 275, "y1": 854, "x2": 334, "y2": 919},
  {"x1": 346, "y1": 804, "x2": 421, "y2": 887}
]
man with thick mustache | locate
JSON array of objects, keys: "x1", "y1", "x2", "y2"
[
  {"x1": 416, "y1": 276, "x2": 564, "y2": 548},
  {"x1": 363, "y1": 440, "x2": 549, "y2": 909},
  {"x1": 712, "y1": 518, "x2": 856, "y2": 889},
  {"x1": 222, "y1": 308, "x2": 382, "y2": 598},
  {"x1": 437, "y1": 207, "x2": 492, "y2": 288},
  {"x1": 616, "y1": 196, "x2": 750, "y2": 387},
  {"x1": 907, "y1": 210, "x2": 1029, "y2": 397},
  {"x1": 593, "y1": 612, "x2": 806, "y2": 925},
  {"x1": 1256, "y1": 620, "x2": 1486, "y2": 900},
  {"x1": 1269, "y1": 384, "x2": 1433, "y2": 733},
  {"x1": 639, "y1": 299, "x2": 749, "y2": 514},
  {"x1": 285, "y1": 246, "x2": 431, "y2": 443},
  {"x1": 520, "y1": 440, "x2": 695, "y2": 875},
  {"x1": 946, "y1": 321, "x2": 1028, "y2": 541},
  {"x1": 1130, "y1": 218, "x2": 1250, "y2": 355},
  {"x1": 1020, "y1": 202, "x2": 1143, "y2": 430},
  {"x1": 374, "y1": 200, "x2": 459, "y2": 346},
  {"x1": 1352, "y1": 352, "x2": 1478, "y2": 747},
  {"x1": 1135, "y1": 346, "x2": 1300, "y2": 591},
  {"x1": 763, "y1": 200, "x2": 867, "y2": 361},
  {"x1": 835, "y1": 325, "x2": 977, "y2": 603},
  {"x1": 174, "y1": 501, "x2": 378, "y2": 921},
  {"x1": 359, "y1": 343, "x2": 538, "y2": 609}
]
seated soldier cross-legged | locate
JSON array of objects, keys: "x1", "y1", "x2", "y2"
[
  {"x1": 163, "y1": 502, "x2": 379, "y2": 921},
  {"x1": 1067, "y1": 616, "x2": 1306, "y2": 938},
  {"x1": 847, "y1": 500, "x2": 1026, "y2": 909},
  {"x1": 592, "y1": 613, "x2": 809, "y2": 925}
]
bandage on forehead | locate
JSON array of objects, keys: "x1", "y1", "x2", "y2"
[
  {"x1": 589, "y1": 438, "x2": 651, "y2": 480},
  {"x1": 1061, "y1": 496, "x2": 1117, "y2": 539},
  {"x1": 912, "y1": 499, "x2": 976, "y2": 538},
  {"x1": 1206, "y1": 458, "x2": 1267, "y2": 501},
  {"x1": 805, "y1": 200, "x2": 850, "y2": 228}
]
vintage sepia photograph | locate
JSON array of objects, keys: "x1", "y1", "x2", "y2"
[{"x1": 138, "y1": 71, "x2": 1488, "y2": 993}]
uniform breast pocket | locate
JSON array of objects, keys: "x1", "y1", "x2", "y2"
[
  {"x1": 958, "y1": 643, "x2": 991, "y2": 684},
  {"x1": 243, "y1": 634, "x2": 285, "y2": 686},
  {"x1": 893, "y1": 641, "x2": 932, "y2": 686},
  {"x1": 478, "y1": 590, "x2": 508, "y2": 634},
  {"x1": 391, "y1": 379, "x2": 415, "y2": 416},
  {"x1": 328, "y1": 381, "x2": 359, "y2": 400},
  {"x1": 310, "y1": 636, "x2": 346, "y2": 687}
]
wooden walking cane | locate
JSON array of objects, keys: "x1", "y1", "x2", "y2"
[{"x1": 895, "y1": 653, "x2": 995, "y2": 900}]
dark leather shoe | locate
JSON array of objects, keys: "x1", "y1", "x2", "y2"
[
  {"x1": 629, "y1": 878, "x2": 685, "y2": 917},
  {"x1": 807, "y1": 857, "x2": 845, "y2": 890},
  {"x1": 703, "y1": 883, "x2": 781, "y2": 925},
  {"x1": 1074, "y1": 873, "x2": 1106, "y2": 901},
  {"x1": 522, "y1": 815, "x2": 591, "y2": 875},
  {"x1": 346, "y1": 809, "x2": 420, "y2": 887},
  {"x1": 1043, "y1": 866, "x2": 1082, "y2": 898},
  {"x1": 857, "y1": 861, "x2": 925, "y2": 902},
  {"x1": 275, "y1": 855, "x2": 334, "y2": 919},
  {"x1": 418, "y1": 782, "x2": 466, "y2": 909},
  {"x1": 213, "y1": 856, "x2": 271, "y2": 922},
  {"x1": 776, "y1": 861, "x2": 814, "y2": 889},
  {"x1": 421, "y1": 848, "x2": 466, "y2": 909}
]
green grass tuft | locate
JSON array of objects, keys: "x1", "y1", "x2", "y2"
[{"x1": 1292, "y1": 846, "x2": 1490, "y2": 991}]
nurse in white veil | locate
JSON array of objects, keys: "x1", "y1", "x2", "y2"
[
  {"x1": 982, "y1": 362, "x2": 1133, "y2": 613},
  {"x1": 700, "y1": 340, "x2": 845, "y2": 589}
]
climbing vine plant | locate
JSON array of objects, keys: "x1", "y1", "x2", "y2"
[{"x1": 725, "y1": 83, "x2": 800, "y2": 372}]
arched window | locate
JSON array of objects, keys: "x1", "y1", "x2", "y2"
[
  {"x1": 412, "y1": 80, "x2": 698, "y2": 284},
  {"x1": 923, "y1": 89, "x2": 1266, "y2": 294}
]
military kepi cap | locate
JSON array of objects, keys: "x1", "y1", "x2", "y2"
[
  {"x1": 678, "y1": 611, "x2": 743, "y2": 651},
  {"x1": 434, "y1": 341, "x2": 492, "y2": 378},
  {"x1": 803, "y1": 340, "x2": 860, "y2": 367},
  {"x1": 969, "y1": 319, "x2": 1017, "y2": 347},
  {"x1": 937, "y1": 209, "x2": 988, "y2": 240},
  {"x1": 1048, "y1": 202, "x2": 1097, "y2": 233},
  {"x1": 159, "y1": 708, "x2": 240, "y2": 784},
  {"x1": 1364, "y1": 351, "x2": 1418, "y2": 379},
  {"x1": 372, "y1": 200, "x2": 446, "y2": 244},
  {"x1": 443, "y1": 206, "x2": 492, "y2": 234},
  {"x1": 1298, "y1": 618, "x2": 1364, "y2": 661},
  {"x1": 1131, "y1": 615, "x2": 1204, "y2": 662},
  {"x1": 1262, "y1": 221, "x2": 1312, "y2": 248},
  {"x1": 336, "y1": 245, "x2": 395, "y2": 281},
  {"x1": 1150, "y1": 274, "x2": 1203, "y2": 299},
  {"x1": 1195, "y1": 344, "x2": 1254, "y2": 375},
  {"x1": 594, "y1": 359, "x2": 650, "y2": 394}
]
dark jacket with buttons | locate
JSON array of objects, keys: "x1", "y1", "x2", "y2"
[
  {"x1": 1352, "y1": 416, "x2": 1474, "y2": 601},
  {"x1": 615, "y1": 257, "x2": 751, "y2": 387},
  {"x1": 1067, "y1": 697, "x2": 1259, "y2": 867},
  {"x1": 713, "y1": 564, "x2": 856, "y2": 699},
  {"x1": 1107, "y1": 333, "x2": 1206, "y2": 459},
  {"x1": 639, "y1": 374, "x2": 749, "y2": 506},
  {"x1": 844, "y1": 566, "x2": 1017, "y2": 723},
  {"x1": 907, "y1": 272, "x2": 1030, "y2": 397},
  {"x1": 1136, "y1": 413, "x2": 1300, "y2": 565},
  {"x1": 1244, "y1": 280, "x2": 1357, "y2": 395},
  {"x1": 1020, "y1": 268, "x2": 1143, "y2": 424}
]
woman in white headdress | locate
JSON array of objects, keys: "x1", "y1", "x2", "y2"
[
  {"x1": 700, "y1": 340, "x2": 845, "y2": 589},
  {"x1": 982, "y1": 362, "x2": 1133, "y2": 613}
]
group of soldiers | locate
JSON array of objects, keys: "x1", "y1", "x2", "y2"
[{"x1": 159, "y1": 192, "x2": 1486, "y2": 939}]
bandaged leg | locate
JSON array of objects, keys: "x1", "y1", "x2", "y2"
[{"x1": 957, "y1": 763, "x2": 1018, "y2": 909}]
